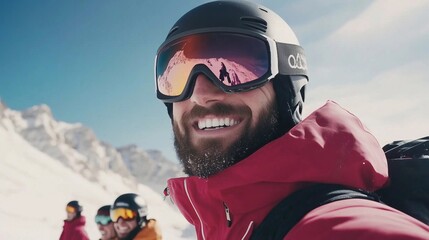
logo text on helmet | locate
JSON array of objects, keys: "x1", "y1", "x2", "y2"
[
  {"x1": 288, "y1": 53, "x2": 307, "y2": 71},
  {"x1": 115, "y1": 202, "x2": 129, "y2": 207}
]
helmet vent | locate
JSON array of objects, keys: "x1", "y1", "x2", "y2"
[
  {"x1": 240, "y1": 16, "x2": 267, "y2": 32},
  {"x1": 166, "y1": 26, "x2": 179, "y2": 39},
  {"x1": 259, "y1": 7, "x2": 268, "y2": 13}
]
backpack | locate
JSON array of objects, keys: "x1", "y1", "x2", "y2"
[{"x1": 250, "y1": 136, "x2": 429, "y2": 240}]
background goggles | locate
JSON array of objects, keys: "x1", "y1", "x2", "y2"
[
  {"x1": 110, "y1": 208, "x2": 137, "y2": 222},
  {"x1": 155, "y1": 32, "x2": 275, "y2": 103},
  {"x1": 95, "y1": 215, "x2": 112, "y2": 225},
  {"x1": 66, "y1": 206, "x2": 76, "y2": 214}
]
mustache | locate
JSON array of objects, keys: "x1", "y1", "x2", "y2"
[{"x1": 184, "y1": 103, "x2": 251, "y2": 120}]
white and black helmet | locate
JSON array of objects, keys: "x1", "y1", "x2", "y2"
[{"x1": 111, "y1": 193, "x2": 148, "y2": 226}]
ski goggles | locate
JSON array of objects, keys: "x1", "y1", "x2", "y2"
[
  {"x1": 155, "y1": 32, "x2": 307, "y2": 103},
  {"x1": 95, "y1": 215, "x2": 112, "y2": 225},
  {"x1": 66, "y1": 206, "x2": 76, "y2": 214},
  {"x1": 110, "y1": 208, "x2": 137, "y2": 222}
]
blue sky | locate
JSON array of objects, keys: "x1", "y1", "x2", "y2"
[{"x1": 1, "y1": 0, "x2": 428, "y2": 162}]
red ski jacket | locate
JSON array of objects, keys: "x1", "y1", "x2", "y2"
[
  {"x1": 59, "y1": 215, "x2": 89, "y2": 240},
  {"x1": 167, "y1": 101, "x2": 429, "y2": 239}
]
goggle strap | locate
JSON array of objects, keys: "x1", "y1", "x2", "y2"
[{"x1": 277, "y1": 43, "x2": 308, "y2": 77}]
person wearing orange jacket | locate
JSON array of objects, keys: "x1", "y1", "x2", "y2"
[{"x1": 111, "y1": 193, "x2": 162, "y2": 240}]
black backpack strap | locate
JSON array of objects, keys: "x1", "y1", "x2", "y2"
[{"x1": 250, "y1": 184, "x2": 380, "y2": 240}]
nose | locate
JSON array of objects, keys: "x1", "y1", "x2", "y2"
[
  {"x1": 189, "y1": 74, "x2": 225, "y2": 105},
  {"x1": 116, "y1": 218, "x2": 125, "y2": 225}
]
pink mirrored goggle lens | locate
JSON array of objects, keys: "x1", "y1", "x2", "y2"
[{"x1": 156, "y1": 33, "x2": 270, "y2": 99}]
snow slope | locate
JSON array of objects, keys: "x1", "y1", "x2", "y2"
[{"x1": 0, "y1": 118, "x2": 195, "y2": 239}]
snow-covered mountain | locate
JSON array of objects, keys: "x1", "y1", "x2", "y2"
[
  {"x1": 0, "y1": 100, "x2": 184, "y2": 193},
  {"x1": 118, "y1": 146, "x2": 183, "y2": 194},
  {"x1": 0, "y1": 100, "x2": 195, "y2": 239}
]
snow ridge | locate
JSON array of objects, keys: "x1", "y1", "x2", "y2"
[{"x1": 0, "y1": 103, "x2": 183, "y2": 192}]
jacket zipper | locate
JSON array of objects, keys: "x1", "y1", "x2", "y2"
[{"x1": 223, "y1": 202, "x2": 232, "y2": 227}]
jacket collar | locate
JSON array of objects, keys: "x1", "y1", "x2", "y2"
[{"x1": 64, "y1": 215, "x2": 86, "y2": 227}]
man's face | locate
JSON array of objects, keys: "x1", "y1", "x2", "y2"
[
  {"x1": 113, "y1": 218, "x2": 138, "y2": 238},
  {"x1": 98, "y1": 222, "x2": 117, "y2": 240},
  {"x1": 173, "y1": 74, "x2": 280, "y2": 178}
]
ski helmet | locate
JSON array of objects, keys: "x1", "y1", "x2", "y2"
[
  {"x1": 155, "y1": 0, "x2": 308, "y2": 133},
  {"x1": 96, "y1": 205, "x2": 111, "y2": 216},
  {"x1": 67, "y1": 200, "x2": 83, "y2": 216},
  {"x1": 111, "y1": 193, "x2": 148, "y2": 227}
]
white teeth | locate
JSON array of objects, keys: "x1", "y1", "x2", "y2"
[
  {"x1": 117, "y1": 226, "x2": 128, "y2": 233},
  {"x1": 224, "y1": 118, "x2": 230, "y2": 126},
  {"x1": 205, "y1": 118, "x2": 212, "y2": 128},
  {"x1": 198, "y1": 121, "x2": 205, "y2": 129},
  {"x1": 198, "y1": 118, "x2": 239, "y2": 130},
  {"x1": 212, "y1": 118, "x2": 219, "y2": 127},
  {"x1": 219, "y1": 118, "x2": 225, "y2": 126}
]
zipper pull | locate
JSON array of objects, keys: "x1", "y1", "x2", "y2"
[
  {"x1": 163, "y1": 186, "x2": 175, "y2": 204},
  {"x1": 223, "y1": 202, "x2": 232, "y2": 227},
  {"x1": 163, "y1": 186, "x2": 170, "y2": 200}
]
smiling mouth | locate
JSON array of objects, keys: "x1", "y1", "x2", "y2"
[
  {"x1": 116, "y1": 226, "x2": 129, "y2": 233},
  {"x1": 197, "y1": 117, "x2": 240, "y2": 130}
]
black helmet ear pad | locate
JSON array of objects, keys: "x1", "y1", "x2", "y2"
[{"x1": 273, "y1": 75, "x2": 307, "y2": 134}]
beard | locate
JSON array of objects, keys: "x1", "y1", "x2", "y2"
[{"x1": 173, "y1": 100, "x2": 281, "y2": 178}]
